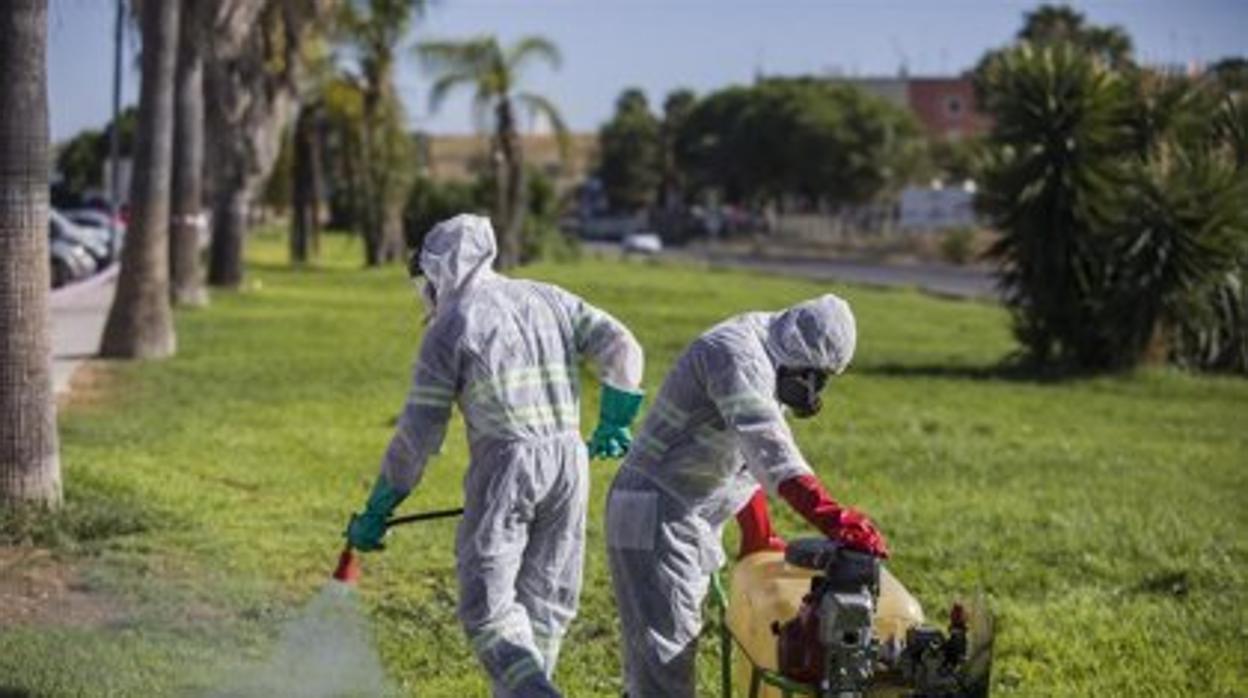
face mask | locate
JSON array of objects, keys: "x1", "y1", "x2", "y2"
[{"x1": 776, "y1": 366, "x2": 830, "y2": 419}]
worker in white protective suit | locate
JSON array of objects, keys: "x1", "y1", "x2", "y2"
[
  {"x1": 605, "y1": 294, "x2": 888, "y2": 697},
  {"x1": 345, "y1": 214, "x2": 645, "y2": 697}
]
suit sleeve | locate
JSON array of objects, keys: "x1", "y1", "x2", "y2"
[
  {"x1": 700, "y1": 343, "x2": 813, "y2": 494},
  {"x1": 564, "y1": 291, "x2": 644, "y2": 392},
  {"x1": 379, "y1": 318, "x2": 460, "y2": 493}
]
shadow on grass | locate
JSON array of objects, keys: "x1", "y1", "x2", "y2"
[{"x1": 0, "y1": 687, "x2": 32, "y2": 697}]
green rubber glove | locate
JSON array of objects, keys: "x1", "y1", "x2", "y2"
[
  {"x1": 588, "y1": 384, "x2": 644, "y2": 460},
  {"x1": 345, "y1": 477, "x2": 408, "y2": 552}
]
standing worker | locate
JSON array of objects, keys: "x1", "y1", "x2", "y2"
[
  {"x1": 605, "y1": 294, "x2": 888, "y2": 697},
  {"x1": 345, "y1": 214, "x2": 645, "y2": 697}
]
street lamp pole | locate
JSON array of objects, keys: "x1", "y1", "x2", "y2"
[{"x1": 108, "y1": 0, "x2": 125, "y2": 233}]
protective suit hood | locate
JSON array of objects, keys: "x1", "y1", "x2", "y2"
[
  {"x1": 764, "y1": 294, "x2": 857, "y2": 374},
  {"x1": 419, "y1": 214, "x2": 498, "y2": 307}
]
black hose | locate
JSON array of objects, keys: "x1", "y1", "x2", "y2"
[{"x1": 385, "y1": 507, "x2": 465, "y2": 528}]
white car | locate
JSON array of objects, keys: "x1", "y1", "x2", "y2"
[{"x1": 621, "y1": 232, "x2": 663, "y2": 255}]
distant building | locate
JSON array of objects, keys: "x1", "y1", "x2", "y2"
[{"x1": 829, "y1": 74, "x2": 991, "y2": 141}]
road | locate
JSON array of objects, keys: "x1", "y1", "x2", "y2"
[
  {"x1": 591, "y1": 242, "x2": 999, "y2": 300},
  {"x1": 48, "y1": 265, "x2": 116, "y2": 396}
]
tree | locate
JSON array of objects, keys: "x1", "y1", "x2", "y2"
[
  {"x1": 1, "y1": 0, "x2": 62, "y2": 506},
  {"x1": 416, "y1": 35, "x2": 569, "y2": 268},
  {"x1": 53, "y1": 107, "x2": 137, "y2": 203},
  {"x1": 978, "y1": 43, "x2": 1248, "y2": 372},
  {"x1": 335, "y1": 0, "x2": 423, "y2": 266},
  {"x1": 1209, "y1": 57, "x2": 1248, "y2": 94},
  {"x1": 676, "y1": 79, "x2": 921, "y2": 210},
  {"x1": 1016, "y1": 4, "x2": 1133, "y2": 67},
  {"x1": 203, "y1": 0, "x2": 334, "y2": 288},
  {"x1": 170, "y1": 0, "x2": 207, "y2": 306},
  {"x1": 290, "y1": 101, "x2": 324, "y2": 263},
  {"x1": 100, "y1": 0, "x2": 180, "y2": 358},
  {"x1": 658, "y1": 88, "x2": 696, "y2": 208},
  {"x1": 597, "y1": 88, "x2": 661, "y2": 213}
]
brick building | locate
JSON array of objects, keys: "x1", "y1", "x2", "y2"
[{"x1": 831, "y1": 74, "x2": 991, "y2": 140}]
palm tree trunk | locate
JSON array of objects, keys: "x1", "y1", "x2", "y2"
[
  {"x1": 170, "y1": 0, "x2": 206, "y2": 306},
  {"x1": 101, "y1": 0, "x2": 179, "y2": 358},
  {"x1": 495, "y1": 98, "x2": 523, "y2": 268},
  {"x1": 0, "y1": 0, "x2": 62, "y2": 506},
  {"x1": 209, "y1": 184, "x2": 248, "y2": 287},
  {"x1": 291, "y1": 102, "x2": 322, "y2": 264}
]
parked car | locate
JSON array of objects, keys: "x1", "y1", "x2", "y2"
[
  {"x1": 621, "y1": 232, "x2": 663, "y2": 255},
  {"x1": 51, "y1": 209, "x2": 112, "y2": 266},
  {"x1": 63, "y1": 207, "x2": 126, "y2": 258},
  {"x1": 49, "y1": 236, "x2": 97, "y2": 288}
]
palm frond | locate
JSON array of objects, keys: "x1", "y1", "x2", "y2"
[
  {"x1": 506, "y1": 35, "x2": 562, "y2": 75},
  {"x1": 414, "y1": 36, "x2": 494, "y2": 74},
  {"x1": 426, "y1": 69, "x2": 477, "y2": 114},
  {"x1": 516, "y1": 91, "x2": 570, "y2": 159}
]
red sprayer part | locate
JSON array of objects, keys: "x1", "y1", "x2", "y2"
[{"x1": 332, "y1": 547, "x2": 361, "y2": 584}]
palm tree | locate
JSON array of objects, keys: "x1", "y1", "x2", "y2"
[
  {"x1": 170, "y1": 0, "x2": 207, "y2": 306},
  {"x1": 335, "y1": 0, "x2": 424, "y2": 266},
  {"x1": 416, "y1": 35, "x2": 569, "y2": 268},
  {"x1": 0, "y1": 0, "x2": 62, "y2": 506},
  {"x1": 100, "y1": 0, "x2": 180, "y2": 358}
]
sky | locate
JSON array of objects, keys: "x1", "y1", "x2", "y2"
[{"x1": 47, "y1": 0, "x2": 1248, "y2": 143}]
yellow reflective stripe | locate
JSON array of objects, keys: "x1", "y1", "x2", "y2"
[
  {"x1": 470, "y1": 628, "x2": 507, "y2": 654},
  {"x1": 501, "y1": 656, "x2": 544, "y2": 689},
  {"x1": 715, "y1": 391, "x2": 775, "y2": 419},
  {"x1": 651, "y1": 398, "x2": 689, "y2": 429},
  {"x1": 633, "y1": 433, "x2": 668, "y2": 458},
  {"x1": 467, "y1": 363, "x2": 578, "y2": 401},
  {"x1": 481, "y1": 402, "x2": 579, "y2": 429}
]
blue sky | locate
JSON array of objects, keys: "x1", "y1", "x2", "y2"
[{"x1": 48, "y1": 0, "x2": 1247, "y2": 143}]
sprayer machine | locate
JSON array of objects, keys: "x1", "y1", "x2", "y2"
[{"x1": 713, "y1": 538, "x2": 994, "y2": 698}]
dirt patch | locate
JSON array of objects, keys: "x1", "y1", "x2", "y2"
[
  {"x1": 58, "y1": 361, "x2": 120, "y2": 412},
  {"x1": 0, "y1": 546, "x2": 126, "y2": 628}
]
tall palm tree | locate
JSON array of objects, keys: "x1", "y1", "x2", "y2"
[
  {"x1": 170, "y1": 0, "x2": 207, "y2": 306},
  {"x1": 336, "y1": 0, "x2": 424, "y2": 266},
  {"x1": 0, "y1": 0, "x2": 62, "y2": 506},
  {"x1": 417, "y1": 35, "x2": 568, "y2": 268},
  {"x1": 101, "y1": 0, "x2": 180, "y2": 358}
]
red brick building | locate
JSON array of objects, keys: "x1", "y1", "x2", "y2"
[
  {"x1": 830, "y1": 74, "x2": 992, "y2": 141},
  {"x1": 904, "y1": 77, "x2": 992, "y2": 140}
]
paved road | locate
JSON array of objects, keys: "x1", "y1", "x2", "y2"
[
  {"x1": 698, "y1": 251, "x2": 999, "y2": 300},
  {"x1": 589, "y1": 242, "x2": 999, "y2": 300},
  {"x1": 48, "y1": 266, "x2": 116, "y2": 396}
]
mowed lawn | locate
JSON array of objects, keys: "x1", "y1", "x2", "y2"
[{"x1": 2, "y1": 232, "x2": 1245, "y2": 697}]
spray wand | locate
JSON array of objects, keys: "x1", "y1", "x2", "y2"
[{"x1": 332, "y1": 507, "x2": 465, "y2": 585}]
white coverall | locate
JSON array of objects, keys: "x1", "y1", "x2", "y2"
[
  {"x1": 381, "y1": 215, "x2": 644, "y2": 697},
  {"x1": 605, "y1": 295, "x2": 856, "y2": 697}
]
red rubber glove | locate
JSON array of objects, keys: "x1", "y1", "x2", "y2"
[
  {"x1": 777, "y1": 474, "x2": 890, "y2": 559},
  {"x1": 735, "y1": 487, "x2": 788, "y2": 559}
]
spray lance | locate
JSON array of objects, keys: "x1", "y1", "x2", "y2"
[{"x1": 332, "y1": 507, "x2": 465, "y2": 584}]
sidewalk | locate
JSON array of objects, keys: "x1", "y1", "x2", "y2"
[{"x1": 49, "y1": 266, "x2": 117, "y2": 396}]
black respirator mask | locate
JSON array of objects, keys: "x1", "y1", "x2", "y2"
[{"x1": 776, "y1": 366, "x2": 831, "y2": 419}]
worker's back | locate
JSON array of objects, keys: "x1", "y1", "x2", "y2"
[{"x1": 449, "y1": 276, "x2": 586, "y2": 445}]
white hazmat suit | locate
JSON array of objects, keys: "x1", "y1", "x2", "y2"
[
  {"x1": 380, "y1": 215, "x2": 644, "y2": 696},
  {"x1": 605, "y1": 295, "x2": 857, "y2": 696}
]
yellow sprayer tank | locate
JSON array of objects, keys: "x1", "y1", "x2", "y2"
[{"x1": 726, "y1": 550, "x2": 925, "y2": 697}]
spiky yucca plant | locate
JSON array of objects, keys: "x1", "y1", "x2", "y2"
[{"x1": 978, "y1": 44, "x2": 1248, "y2": 372}]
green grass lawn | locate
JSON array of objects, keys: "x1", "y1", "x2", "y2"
[{"x1": 2, "y1": 232, "x2": 1246, "y2": 697}]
